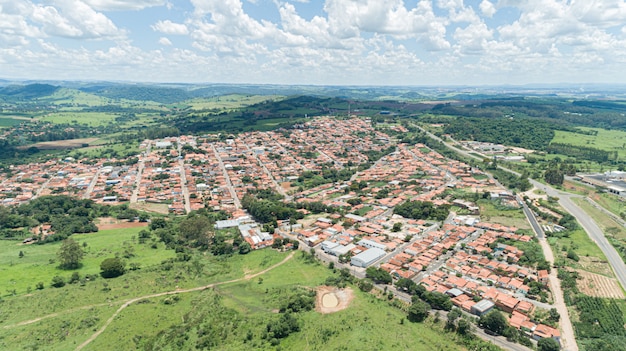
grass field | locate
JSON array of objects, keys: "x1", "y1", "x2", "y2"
[
  {"x1": 552, "y1": 127, "x2": 626, "y2": 160},
  {"x1": 0, "y1": 117, "x2": 24, "y2": 128},
  {"x1": 0, "y1": 227, "x2": 176, "y2": 297},
  {"x1": 477, "y1": 199, "x2": 531, "y2": 230},
  {"x1": 185, "y1": 94, "x2": 279, "y2": 111},
  {"x1": 40, "y1": 112, "x2": 121, "y2": 126}
]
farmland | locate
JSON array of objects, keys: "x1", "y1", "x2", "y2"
[{"x1": 575, "y1": 269, "x2": 624, "y2": 298}]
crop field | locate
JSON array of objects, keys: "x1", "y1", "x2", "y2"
[
  {"x1": 575, "y1": 269, "x2": 624, "y2": 298},
  {"x1": 21, "y1": 137, "x2": 101, "y2": 150},
  {"x1": 553, "y1": 127, "x2": 626, "y2": 160}
]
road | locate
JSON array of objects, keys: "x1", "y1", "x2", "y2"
[
  {"x1": 177, "y1": 139, "x2": 192, "y2": 214},
  {"x1": 530, "y1": 178, "x2": 626, "y2": 292},
  {"x1": 519, "y1": 192, "x2": 578, "y2": 351},
  {"x1": 242, "y1": 142, "x2": 292, "y2": 201},
  {"x1": 211, "y1": 144, "x2": 242, "y2": 209},
  {"x1": 417, "y1": 125, "x2": 580, "y2": 350},
  {"x1": 81, "y1": 169, "x2": 101, "y2": 200},
  {"x1": 130, "y1": 141, "x2": 150, "y2": 203}
]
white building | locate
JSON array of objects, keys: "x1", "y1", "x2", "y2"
[{"x1": 351, "y1": 248, "x2": 386, "y2": 268}]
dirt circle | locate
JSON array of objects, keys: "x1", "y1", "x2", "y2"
[
  {"x1": 322, "y1": 293, "x2": 339, "y2": 308},
  {"x1": 316, "y1": 286, "x2": 354, "y2": 314}
]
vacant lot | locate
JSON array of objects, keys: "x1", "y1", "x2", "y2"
[{"x1": 575, "y1": 269, "x2": 625, "y2": 298}]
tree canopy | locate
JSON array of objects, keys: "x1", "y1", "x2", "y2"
[{"x1": 57, "y1": 238, "x2": 85, "y2": 269}]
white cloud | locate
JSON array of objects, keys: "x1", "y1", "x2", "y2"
[
  {"x1": 0, "y1": 0, "x2": 124, "y2": 40},
  {"x1": 82, "y1": 0, "x2": 167, "y2": 11},
  {"x1": 152, "y1": 20, "x2": 188, "y2": 35},
  {"x1": 3, "y1": 0, "x2": 626, "y2": 85},
  {"x1": 479, "y1": 0, "x2": 496, "y2": 18},
  {"x1": 158, "y1": 37, "x2": 172, "y2": 46}
]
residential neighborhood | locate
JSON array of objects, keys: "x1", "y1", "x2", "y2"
[{"x1": 0, "y1": 116, "x2": 565, "y2": 347}]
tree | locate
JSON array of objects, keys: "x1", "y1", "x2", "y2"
[
  {"x1": 408, "y1": 300, "x2": 430, "y2": 322},
  {"x1": 51, "y1": 275, "x2": 66, "y2": 288},
  {"x1": 100, "y1": 257, "x2": 126, "y2": 278},
  {"x1": 479, "y1": 310, "x2": 508, "y2": 335},
  {"x1": 548, "y1": 308, "x2": 560, "y2": 322},
  {"x1": 392, "y1": 222, "x2": 402, "y2": 232},
  {"x1": 457, "y1": 318, "x2": 472, "y2": 336},
  {"x1": 57, "y1": 238, "x2": 85, "y2": 269},
  {"x1": 544, "y1": 168, "x2": 564, "y2": 186},
  {"x1": 365, "y1": 266, "x2": 392, "y2": 284},
  {"x1": 537, "y1": 337, "x2": 560, "y2": 351},
  {"x1": 239, "y1": 242, "x2": 251, "y2": 254},
  {"x1": 178, "y1": 215, "x2": 213, "y2": 248}
]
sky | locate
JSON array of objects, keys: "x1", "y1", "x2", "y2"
[{"x1": 1, "y1": 0, "x2": 626, "y2": 86}]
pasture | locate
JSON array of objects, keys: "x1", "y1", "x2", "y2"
[
  {"x1": 40, "y1": 112, "x2": 120, "y2": 126},
  {"x1": 186, "y1": 94, "x2": 280, "y2": 111},
  {"x1": 552, "y1": 127, "x2": 626, "y2": 160},
  {"x1": 0, "y1": 227, "x2": 176, "y2": 297},
  {"x1": 0, "y1": 117, "x2": 25, "y2": 128}
]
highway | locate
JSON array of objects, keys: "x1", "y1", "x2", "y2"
[{"x1": 531, "y1": 179, "x2": 626, "y2": 292}]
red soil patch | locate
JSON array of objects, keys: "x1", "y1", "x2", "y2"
[{"x1": 97, "y1": 217, "x2": 149, "y2": 230}]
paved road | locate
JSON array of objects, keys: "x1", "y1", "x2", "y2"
[
  {"x1": 130, "y1": 141, "x2": 150, "y2": 203},
  {"x1": 81, "y1": 169, "x2": 101, "y2": 199},
  {"x1": 530, "y1": 178, "x2": 626, "y2": 292},
  {"x1": 177, "y1": 139, "x2": 192, "y2": 214},
  {"x1": 211, "y1": 144, "x2": 242, "y2": 209},
  {"x1": 519, "y1": 191, "x2": 578, "y2": 351}
]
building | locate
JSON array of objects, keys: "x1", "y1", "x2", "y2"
[
  {"x1": 358, "y1": 239, "x2": 387, "y2": 251},
  {"x1": 608, "y1": 185, "x2": 626, "y2": 198},
  {"x1": 351, "y1": 248, "x2": 386, "y2": 268},
  {"x1": 471, "y1": 299, "x2": 495, "y2": 316}
]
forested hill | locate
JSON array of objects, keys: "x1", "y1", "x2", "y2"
[
  {"x1": 0, "y1": 84, "x2": 60, "y2": 100},
  {"x1": 82, "y1": 85, "x2": 193, "y2": 104}
]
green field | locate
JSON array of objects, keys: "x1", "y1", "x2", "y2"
[
  {"x1": 0, "y1": 249, "x2": 469, "y2": 351},
  {"x1": 553, "y1": 127, "x2": 626, "y2": 160},
  {"x1": 186, "y1": 94, "x2": 280, "y2": 111},
  {"x1": 40, "y1": 112, "x2": 120, "y2": 126},
  {"x1": 477, "y1": 199, "x2": 531, "y2": 230},
  {"x1": 0, "y1": 227, "x2": 176, "y2": 296},
  {"x1": 0, "y1": 117, "x2": 26, "y2": 128}
]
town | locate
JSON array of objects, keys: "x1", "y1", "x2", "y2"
[{"x1": 1, "y1": 116, "x2": 564, "y2": 348}]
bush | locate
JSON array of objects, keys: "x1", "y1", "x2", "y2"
[
  {"x1": 100, "y1": 257, "x2": 126, "y2": 278},
  {"x1": 51, "y1": 275, "x2": 66, "y2": 288}
]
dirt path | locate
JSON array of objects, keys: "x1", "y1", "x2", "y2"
[
  {"x1": 538, "y1": 237, "x2": 579, "y2": 351},
  {"x1": 74, "y1": 251, "x2": 294, "y2": 350},
  {"x1": 3, "y1": 251, "x2": 295, "y2": 349}
]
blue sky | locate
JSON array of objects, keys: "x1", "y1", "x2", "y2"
[{"x1": 1, "y1": 0, "x2": 626, "y2": 85}]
